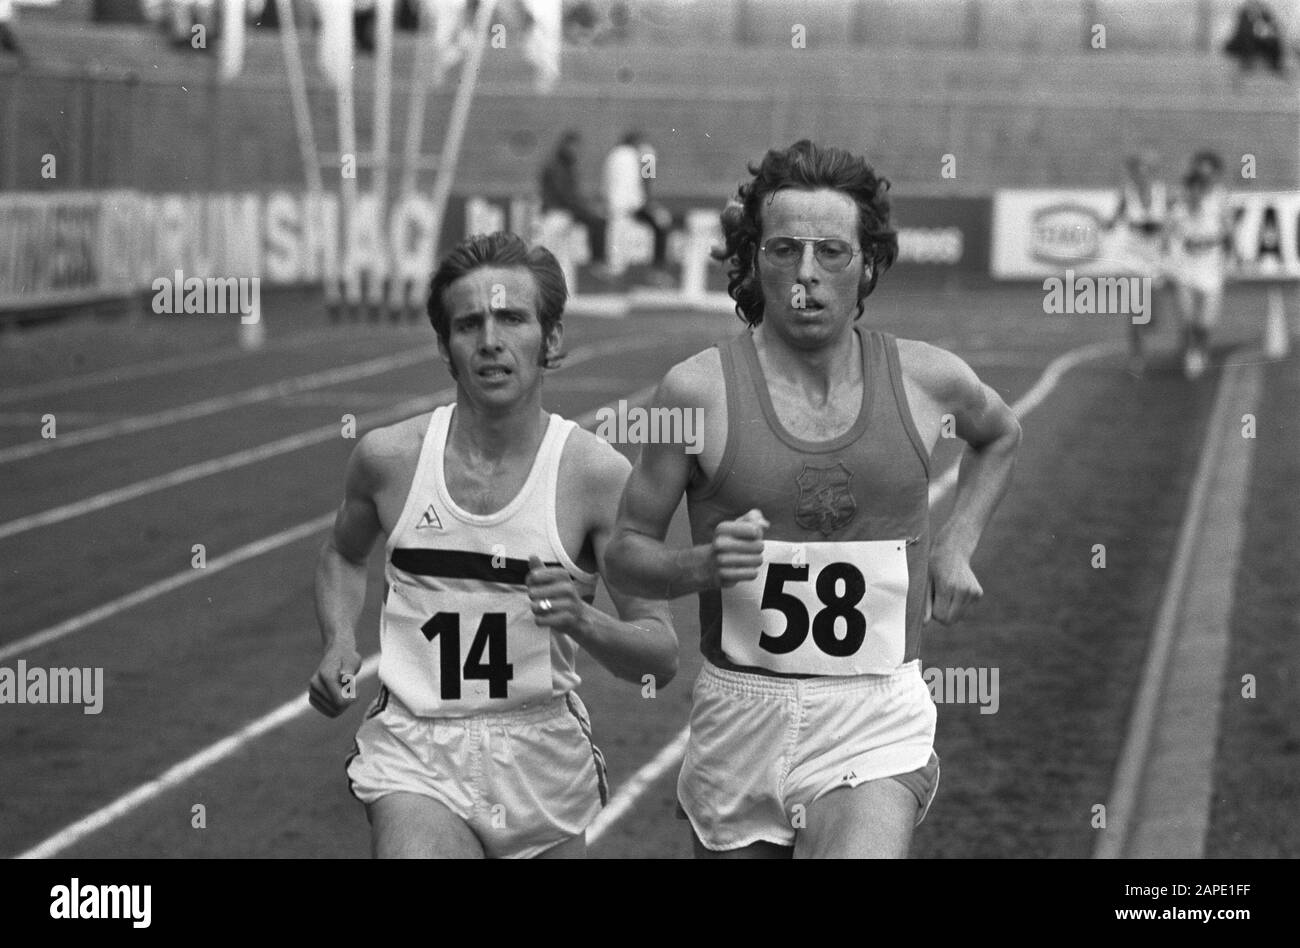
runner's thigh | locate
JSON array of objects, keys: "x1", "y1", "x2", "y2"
[
  {"x1": 795, "y1": 777, "x2": 917, "y2": 859},
  {"x1": 368, "y1": 792, "x2": 484, "y2": 859}
]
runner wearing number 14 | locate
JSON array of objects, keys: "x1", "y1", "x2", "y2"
[
  {"x1": 309, "y1": 233, "x2": 677, "y2": 859},
  {"x1": 606, "y1": 141, "x2": 1022, "y2": 858}
]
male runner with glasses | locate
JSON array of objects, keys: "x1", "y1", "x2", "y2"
[{"x1": 605, "y1": 140, "x2": 1022, "y2": 858}]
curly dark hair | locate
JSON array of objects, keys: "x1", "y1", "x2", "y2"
[
  {"x1": 426, "y1": 232, "x2": 567, "y2": 373},
  {"x1": 712, "y1": 140, "x2": 899, "y2": 327}
]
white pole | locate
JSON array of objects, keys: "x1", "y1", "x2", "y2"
[
  {"x1": 220, "y1": 0, "x2": 247, "y2": 82},
  {"x1": 427, "y1": 0, "x2": 498, "y2": 262},
  {"x1": 239, "y1": 287, "x2": 265, "y2": 350},
  {"x1": 371, "y1": 0, "x2": 396, "y2": 219},
  {"x1": 399, "y1": 4, "x2": 434, "y2": 199},
  {"x1": 275, "y1": 0, "x2": 323, "y2": 196},
  {"x1": 1279, "y1": 59, "x2": 1300, "y2": 358},
  {"x1": 1265, "y1": 285, "x2": 1291, "y2": 358},
  {"x1": 276, "y1": 0, "x2": 335, "y2": 312},
  {"x1": 371, "y1": 0, "x2": 396, "y2": 310},
  {"x1": 336, "y1": 38, "x2": 359, "y2": 309}
]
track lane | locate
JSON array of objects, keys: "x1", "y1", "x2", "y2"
[
  {"x1": 0, "y1": 330, "x2": 723, "y2": 854},
  {"x1": 1, "y1": 288, "x2": 1218, "y2": 858},
  {"x1": 5, "y1": 350, "x2": 1081, "y2": 858}
]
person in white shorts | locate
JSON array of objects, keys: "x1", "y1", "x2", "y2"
[
  {"x1": 1104, "y1": 150, "x2": 1172, "y2": 377},
  {"x1": 1168, "y1": 154, "x2": 1232, "y2": 379},
  {"x1": 309, "y1": 232, "x2": 677, "y2": 859},
  {"x1": 605, "y1": 140, "x2": 1022, "y2": 858}
]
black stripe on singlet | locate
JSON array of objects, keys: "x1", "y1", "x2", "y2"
[{"x1": 391, "y1": 549, "x2": 564, "y2": 586}]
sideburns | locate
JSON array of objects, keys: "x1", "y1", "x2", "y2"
[{"x1": 537, "y1": 327, "x2": 559, "y2": 368}]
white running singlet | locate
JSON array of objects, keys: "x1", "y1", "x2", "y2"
[{"x1": 378, "y1": 405, "x2": 598, "y2": 717}]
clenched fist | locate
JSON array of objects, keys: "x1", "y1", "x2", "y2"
[
  {"x1": 709, "y1": 508, "x2": 769, "y2": 588},
  {"x1": 526, "y1": 554, "x2": 592, "y2": 638},
  {"x1": 308, "y1": 644, "x2": 362, "y2": 718},
  {"x1": 925, "y1": 545, "x2": 983, "y2": 625}
]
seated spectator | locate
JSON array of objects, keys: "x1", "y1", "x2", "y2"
[
  {"x1": 539, "y1": 130, "x2": 608, "y2": 267},
  {"x1": 563, "y1": 0, "x2": 630, "y2": 46},
  {"x1": 1224, "y1": 0, "x2": 1285, "y2": 76}
]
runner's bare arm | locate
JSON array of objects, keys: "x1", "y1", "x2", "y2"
[
  {"x1": 604, "y1": 360, "x2": 762, "y2": 600},
  {"x1": 905, "y1": 342, "x2": 1022, "y2": 624},
  {"x1": 578, "y1": 442, "x2": 679, "y2": 685},
  {"x1": 309, "y1": 431, "x2": 386, "y2": 716}
]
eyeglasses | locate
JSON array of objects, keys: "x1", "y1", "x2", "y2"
[{"x1": 760, "y1": 236, "x2": 859, "y2": 272}]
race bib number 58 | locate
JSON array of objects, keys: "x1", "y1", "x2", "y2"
[{"x1": 720, "y1": 539, "x2": 910, "y2": 676}]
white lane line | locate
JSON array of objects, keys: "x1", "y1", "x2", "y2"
[
  {"x1": 1094, "y1": 356, "x2": 1261, "y2": 859},
  {"x1": 1010, "y1": 340, "x2": 1117, "y2": 418},
  {"x1": 587, "y1": 728, "x2": 692, "y2": 845},
  {"x1": 0, "y1": 411, "x2": 106, "y2": 425},
  {"x1": 13, "y1": 384, "x2": 659, "y2": 858},
  {"x1": 0, "y1": 514, "x2": 335, "y2": 663},
  {"x1": 0, "y1": 346, "x2": 438, "y2": 465},
  {"x1": 0, "y1": 336, "x2": 671, "y2": 543},
  {"x1": 543, "y1": 376, "x2": 643, "y2": 393},
  {"x1": 1, "y1": 387, "x2": 660, "y2": 662},
  {"x1": 271, "y1": 390, "x2": 433, "y2": 408},
  {"x1": 0, "y1": 327, "x2": 371, "y2": 406},
  {"x1": 0, "y1": 394, "x2": 436, "y2": 543},
  {"x1": 962, "y1": 351, "x2": 1085, "y2": 368},
  {"x1": 16, "y1": 654, "x2": 383, "y2": 860},
  {"x1": 10, "y1": 339, "x2": 1115, "y2": 858},
  {"x1": 1128, "y1": 361, "x2": 1261, "y2": 858},
  {"x1": 587, "y1": 339, "x2": 1123, "y2": 850},
  {"x1": 928, "y1": 341, "x2": 1120, "y2": 504}
]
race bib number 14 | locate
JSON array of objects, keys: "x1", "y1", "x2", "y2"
[
  {"x1": 382, "y1": 581, "x2": 553, "y2": 715},
  {"x1": 720, "y1": 539, "x2": 910, "y2": 676}
]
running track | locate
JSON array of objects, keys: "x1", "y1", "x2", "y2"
[{"x1": 0, "y1": 287, "x2": 1220, "y2": 858}]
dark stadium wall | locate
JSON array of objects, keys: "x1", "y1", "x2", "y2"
[{"x1": 90, "y1": 0, "x2": 150, "y2": 23}]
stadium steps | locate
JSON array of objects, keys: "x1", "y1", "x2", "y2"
[
  {"x1": 5, "y1": 21, "x2": 1297, "y2": 193},
  {"x1": 13, "y1": 20, "x2": 1292, "y2": 104}
]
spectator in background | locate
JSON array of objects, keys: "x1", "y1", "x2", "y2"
[
  {"x1": 563, "y1": 1, "x2": 629, "y2": 45},
  {"x1": 563, "y1": 1, "x2": 599, "y2": 43},
  {"x1": 1168, "y1": 154, "x2": 1232, "y2": 379},
  {"x1": 1191, "y1": 149, "x2": 1225, "y2": 182},
  {"x1": 249, "y1": 0, "x2": 277, "y2": 28},
  {"x1": 540, "y1": 130, "x2": 608, "y2": 267},
  {"x1": 1104, "y1": 149, "x2": 1171, "y2": 377},
  {"x1": 1224, "y1": 1, "x2": 1285, "y2": 77},
  {"x1": 603, "y1": 129, "x2": 673, "y2": 283},
  {"x1": 0, "y1": 0, "x2": 29, "y2": 65},
  {"x1": 354, "y1": 0, "x2": 377, "y2": 54}
]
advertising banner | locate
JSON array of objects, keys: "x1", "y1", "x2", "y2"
[
  {"x1": 992, "y1": 189, "x2": 1300, "y2": 281},
  {"x1": 1, "y1": 190, "x2": 993, "y2": 311}
]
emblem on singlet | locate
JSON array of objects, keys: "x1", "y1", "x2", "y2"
[
  {"x1": 795, "y1": 462, "x2": 857, "y2": 537},
  {"x1": 416, "y1": 504, "x2": 443, "y2": 530}
]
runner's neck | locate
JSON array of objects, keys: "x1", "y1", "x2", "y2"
[
  {"x1": 752, "y1": 322, "x2": 863, "y2": 403},
  {"x1": 446, "y1": 402, "x2": 550, "y2": 470}
]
